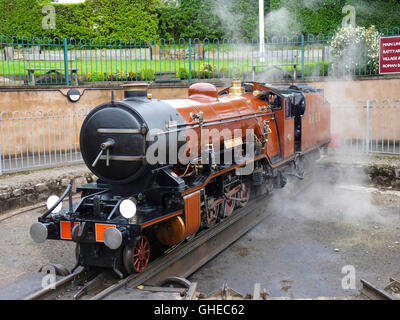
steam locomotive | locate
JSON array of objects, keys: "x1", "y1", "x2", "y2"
[{"x1": 30, "y1": 80, "x2": 331, "y2": 277}]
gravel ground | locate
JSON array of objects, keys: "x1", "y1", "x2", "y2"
[
  {"x1": 0, "y1": 163, "x2": 399, "y2": 299},
  {"x1": 0, "y1": 207, "x2": 76, "y2": 290}
]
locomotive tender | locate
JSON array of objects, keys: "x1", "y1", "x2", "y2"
[{"x1": 30, "y1": 80, "x2": 331, "y2": 276}]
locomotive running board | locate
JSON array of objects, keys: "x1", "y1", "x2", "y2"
[{"x1": 90, "y1": 174, "x2": 313, "y2": 300}]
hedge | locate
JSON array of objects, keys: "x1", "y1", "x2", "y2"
[
  {"x1": 279, "y1": 0, "x2": 400, "y2": 36},
  {"x1": 0, "y1": 0, "x2": 159, "y2": 41},
  {"x1": 0, "y1": 0, "x2": 399, "y2": 42}
]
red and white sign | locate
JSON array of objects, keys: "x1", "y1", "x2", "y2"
[{"x1": 380, "y1": 36, "x2": 400, "y2": 74}]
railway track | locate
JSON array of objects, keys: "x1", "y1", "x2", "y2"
[
  {"x1": 23, "y1": 169, "x2": 315, "y2": 300},
  {"x1": 360, "y1": 279, "x2": 398, "y2": 300},
  {"x1": 23, "y1": 195, "x2": 272, "y2": 300}
]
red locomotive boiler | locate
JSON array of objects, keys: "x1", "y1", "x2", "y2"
[{"x1": 30, "y1": 80, "x2": 331, "y2": 276}]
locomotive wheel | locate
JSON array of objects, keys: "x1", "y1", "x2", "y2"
[
  {"x1": 123, "y1": 235, "x2": 151, "y2": 274},
  {"x1": 223, "y1": 186, "x2": 237, "y2": 217},
  {"x1": 237, "y1": 182, "x2": 250, "y2": 208},
  {"x1": 205, "y1": 202, "x2": 221, "y2": 227}
]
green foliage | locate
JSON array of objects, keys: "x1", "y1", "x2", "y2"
[
  {"x1": 269, "y1": 0, "x2": 282, "y2": 11},
  {"x1": 199, "y1": 63, "x2": 215, "y2": 79},
  {"x1": 158, "y1": 0, "x2": 261, "y2": 40},
  {"x1": 299, "y1": 62, "x2": 332, "y2": 77},
  {"x1": 49, "y1": 0, "x2": 159, "y2": 42},
  {"x1": 177, "y1": 63, "x2": 243, "y2": 80},
  {"x1": 349, "y1": 0, "x2": 400, "y2": 34},
  {"x1": 329, "y1": 25, "x2": 381, "y2": 76},
  {"x1": 0, "y1": 0, "x2": 159, "y2": 41},
  {"x1": 279, "y1": 0, "x2": 400, "y2": 36},
  {"x1": 1, "y1": 0, "x2": 400, "y2": 45},
  {"x1": 87, "y1": 68, "x2": 153, "y2": 82},
  {"x1": 141, "y1": 68, "x2": 155, "y2": 81},
  {"x1": 0, "y1": 0, "x2": 49, "y2": 39},
  {"x1": 176, "y1": 66, "x2": 198, "y2": 80},
  {"x1": 158, "y1": 0, "x2": 224, "y2": 40}
]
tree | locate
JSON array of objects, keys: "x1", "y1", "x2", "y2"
[
  {"x1": 158, "y1": 0, "x2": 261, "y2": 40},
  {"x1": 158, "y1": 0, "x2": 224, "y2": 39}
]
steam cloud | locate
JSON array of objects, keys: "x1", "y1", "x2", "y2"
[{"x1": 264, "y1": 7, "x2": 300, "y2": 37}]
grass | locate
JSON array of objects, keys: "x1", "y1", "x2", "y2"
[{"x1": 0, "y1": 48, "x2": 335, "y2": 83}]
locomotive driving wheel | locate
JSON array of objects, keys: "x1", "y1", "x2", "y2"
[
  {"x1": 236, "y1": 182, "x2": 250, "y2": 208},
  {"x1": 223, "y1": 185, "x2": 237, "y2": 218},
  {"x1": 123, "y1": 235, "x2": 151, "y2": 274},
  {"x1": 204, "y1": 198, "x2": 221, "y2": 227}
]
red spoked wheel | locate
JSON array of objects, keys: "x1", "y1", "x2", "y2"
[
  {"x1": 123, "y1": 235, "x2": 151, "y2": 274},
  {"x1": 237, "y1": 182, "x2": 250, "y2": 208},
  {"x1": 205, "y1": 201, "x2": 221, "y2": 227},
  {"x1": 223, "y1": 186, "x2": 238, "y2": 217}
]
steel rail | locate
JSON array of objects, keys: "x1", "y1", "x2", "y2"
[
  {"x1": 360, "y1": 279, "x2": 398, "y2": 300},
  {"x1": 23, "y1": 268, "x2": 86, "y2": 300}
]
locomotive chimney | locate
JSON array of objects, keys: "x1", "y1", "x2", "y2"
[
  {"x1": 230, "y1": 79, "x2": 244, "y2": 97},
  {"x1": 123, "y1": 83, "x2": 151, "y2": 99}
]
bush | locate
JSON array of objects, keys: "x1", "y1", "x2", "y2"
[
  {"x1": 176, "y1": 66, "x2": 198, "y2": 80},
  {"x1": 199, "y1": 63, "x2": 215, "y2": 79},
  {"x1": 140, "y1": 68, "x2": 155, "y2": 81},
  {"x1": 87, "y1": 72, "x2": 104, "y2": 82},
  {"x1": 87, "y1": 69, "x2": 147, "y2": 82},
  {"x1": 329, "y1": 25, "x2": 381, "y2": 76},
  {"x1": 0, "y1": 0, "x2": 159, "y2": 41},
  {"x1": 296, "y1": 62, "x2": 332, "y2": 77}
]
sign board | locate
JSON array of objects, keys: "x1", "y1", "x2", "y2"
[{"x1": 379, "y1": 36, "x2": 400, "y2": 74}]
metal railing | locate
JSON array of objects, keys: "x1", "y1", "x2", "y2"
[
  {"x1": 0, "y1": 109, "x2": 88, "y2": 174},
  {"x1": 1, "y1": 100, "x2": 400, "y2": 174},
  {"x1": 331, "y1": 99, "x2": 400, "y2": 154},
  {"x1": 1, "y1": 26, "x2": 399, "y2": 86}
]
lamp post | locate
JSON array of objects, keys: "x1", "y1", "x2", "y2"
[{"x1": 259, "y1": 0, "x2": 265, "y2": 62}]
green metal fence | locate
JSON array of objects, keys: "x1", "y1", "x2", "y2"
[{"x1": 1, "y1": 27, "x2": 399, "y2": 86}]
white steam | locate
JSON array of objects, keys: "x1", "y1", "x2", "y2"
[
  {"x1": 265, "y1": 7, "x2": 300, "y2": 37},
  {"x1": 213, "y1": 0, "x2": 243, "y2": 39}
]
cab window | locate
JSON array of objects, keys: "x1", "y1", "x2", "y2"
[{"x1": 267, "y1": 92, "x2": 282, "y2": 110}]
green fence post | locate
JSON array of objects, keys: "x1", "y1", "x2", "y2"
[
  {"x1": 63, "y1": 38, "x2": 69, "y2": 85},
  {"x1": 301, "y1": 34, "x2": 305, "y2": 79},
  {"x1": 189, "y1": 38, "x2": 192, "y2": 83}
]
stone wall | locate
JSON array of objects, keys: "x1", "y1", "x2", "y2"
[{"x1": 0, "y1": 165, "x2": 95, "y2": 214}]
